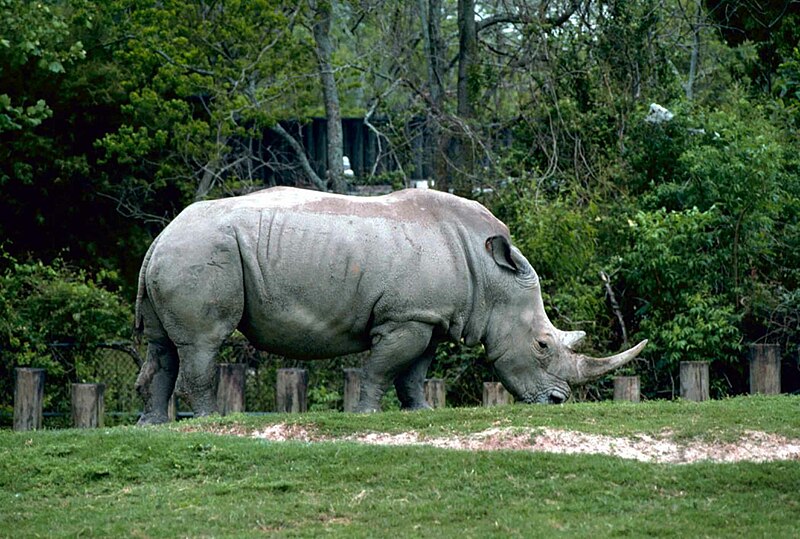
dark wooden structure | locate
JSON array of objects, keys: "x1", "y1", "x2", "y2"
[
  {"x1": 482, "y1": 382, "x2": 513, "y2": 407},
  {"x1": 343, "y1": 368, "x2": 362, "y2": 413},
  {"x1": 680, "y1": 361, "x2": 710, "y2": 401},
  {"x1": 71, "y1": 383, "x2": 105, "y2": 428},
  {"x1": 13, "y1": 368, "x2": 45, "y2": 431},
  {"x1": 217, "y1": 363, "x2": 246, "y2": 415},
  {"x1": 613, "y1": 376, "x2": 641, "y2": 403},
  {"x1": 748, "y1": 344, "x2": 781, "y2": 395},
  {"x1": 424, "y1": 378, "x2": 446, "y2": 409},
  {"x1": 276, "y1": 368, "x2": 308, "y2": 413}
]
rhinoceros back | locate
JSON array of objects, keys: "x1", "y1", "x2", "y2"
[{"x1": 149, "y1": 187, "x2": 507, "y2": 359}]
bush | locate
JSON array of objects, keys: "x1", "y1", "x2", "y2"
[
  {"x1": 618, "y1": 100, "x2": 798, "y2": 397},
  {"x1": 491, "y1": 96, "x2": 800, "y2": 399},
  {"x1": 0, "y1": 252, "x2": 131, "y2": 420}
]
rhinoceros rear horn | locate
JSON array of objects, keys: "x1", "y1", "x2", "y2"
[
  {"x1": 567, "y1": 339, "x2": 648, "y2": 384},
  {"x1": 559, "y1": 330, "x2": 586, "y2": 350}
]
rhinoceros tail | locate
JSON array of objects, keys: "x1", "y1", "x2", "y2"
[{"x1": 134, "y1": 234, "x2": 162, "y2": 339}]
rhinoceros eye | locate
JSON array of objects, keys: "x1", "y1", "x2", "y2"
[{"x1": 537, "y1": 340, "x2": 548, "y2": 349}]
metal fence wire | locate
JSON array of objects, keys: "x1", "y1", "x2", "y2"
[
  {"x1": 48, "y1": 342, "x2": 143, "y2": 420},
  {"x1": 2, "y1": 337, "x2": 368, "y2": 426}
]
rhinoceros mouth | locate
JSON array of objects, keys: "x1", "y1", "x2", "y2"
[{"x1": 520, "y1": 389, "x2": 570, "y2": 405}]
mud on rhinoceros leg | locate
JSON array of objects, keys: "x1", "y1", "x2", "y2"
[
  {"x1": 356, "y1": 321, "x2": 435, "y2": 413},
  {"x1": 394, "y1": 340, "x2": 438, "y2": 410},
  {"x1": 136, "y1": 297, "x2": 179, "y2": 426},
  {"x1": 136, "y1": 338, "x2": 179, "y2": 425}
]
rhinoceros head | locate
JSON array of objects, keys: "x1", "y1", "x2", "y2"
[{"x1": 484, "y1": 236, "x2": 647, "y2": 404}]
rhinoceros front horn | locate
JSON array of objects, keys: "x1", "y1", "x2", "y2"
[{"x1": 566, "y1": 339, "x2": 648, "y2": 384}]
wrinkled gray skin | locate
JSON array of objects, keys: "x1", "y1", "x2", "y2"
[{"x1": 134, "y1": 187, "x2": 646, "y2": 424}]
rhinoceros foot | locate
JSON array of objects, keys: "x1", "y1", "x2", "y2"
[
  {"x1": 401, "y1": 401, "x2": 433, "y2": 411},
  {"x1": 137, "y1": 413, "x2": 170, "y2": 426}
]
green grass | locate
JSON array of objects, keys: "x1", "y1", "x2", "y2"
[
  {"x1": 183, "y1": 394, "x2": 800, "y2": 441},
  {"x1": 1, "y1": 396, "x2": 799, "y2": 538}
]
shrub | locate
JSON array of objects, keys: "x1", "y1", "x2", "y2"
[{"x1": 0, "y1": 252, "x2": 131, "y2": 420}]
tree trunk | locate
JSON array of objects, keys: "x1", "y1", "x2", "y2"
[
  {"x1": 419, "y1": 0, "x2": 447, "y2": 188},
  {"x1": 312, "y1": 1, "x2": 346, "y2": 193},
  {"x1": 195, "y1": 157, "x2": 221, "y2": 201},
  {"x1": 451, "y1": 0, "x2": 479, "y2": 193},
  {"x1": 686, "y1": 0, "x2": 702, "y2": 100},
  {"x1": 420, "y1": 0, "x2": 444, "y2": 109},
  {"x1": 457, "y1": 0, "x2": 477, "y2": 119}
]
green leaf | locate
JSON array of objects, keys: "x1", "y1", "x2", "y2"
[{"x1": 48, "y1": 60, "x2": 64, "y2": 73}]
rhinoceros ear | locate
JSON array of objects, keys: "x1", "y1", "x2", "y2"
[{"x1": 486, "y1": 235, "x2": 519, "y2": 273}]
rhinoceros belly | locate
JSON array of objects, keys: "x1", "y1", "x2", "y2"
[{"x1": 233, "y1": 209, "x2": 395, "y2": 359}]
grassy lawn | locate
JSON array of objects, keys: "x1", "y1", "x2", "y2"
[{"x1": 1, "y1": 396, "x2": 799, "y2": 538}]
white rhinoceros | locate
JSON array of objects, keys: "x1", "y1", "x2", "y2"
[{"x1": 134, "y1": 187, "x2": 645, "y2": 423}]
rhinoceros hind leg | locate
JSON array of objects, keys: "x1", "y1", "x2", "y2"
[
  {"x1": 393, "y1": 341, "x2": 437, "y2": 410},
  {"x1": 151, "y1": 245, "x2": 244, "y2": 418},
  {"x1": 357, "y1": 321, "x2": 435, "y2": 413},
  {"x1": 136, "y1": 299, "x2": 179, "y2": 426},
  {"x1": 175, "y1": 343, "x2": 223, "y2": 417},
  {"x1": 136, "y1": 339, "x2": 179, "y2": 425}
]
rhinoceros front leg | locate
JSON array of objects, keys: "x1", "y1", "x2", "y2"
[
  {"x1": 357, "y1": 321, "x2": 435, "y2": 413},
  {"x1": 393, "y1": 341, "x2": 438, "y2": 410}
]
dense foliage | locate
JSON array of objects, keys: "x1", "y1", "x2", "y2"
[
  {"x1": 1, "y1": 0, "x2": 798, "y2": 408},
  {"x1": 0, "y1": 252, "x2": 131, "y2": 416}
]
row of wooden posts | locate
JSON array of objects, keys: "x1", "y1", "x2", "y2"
[
  {"x1": 10, "y1": 365, "x2": 510, "y2": 431},
  {"x1": 11, "y1": 344, "x2": 783, "y2": 431}
]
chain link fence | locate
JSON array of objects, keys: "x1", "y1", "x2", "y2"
[
  {"x1": 2, "y1": 337, "x2": 369, "y2": 427},
  {"x1": 215, "y1": 336, "x2": 367, "y2": 414}
]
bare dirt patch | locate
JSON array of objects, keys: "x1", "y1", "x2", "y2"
[{"x1": 244, "y1": 423, "x2": 800, "y2": 464}]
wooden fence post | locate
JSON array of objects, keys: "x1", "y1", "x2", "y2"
[
  {"x1": 483, "y1": 381, "x2": 513, "y2": 407},
  {"x1": 343, "y1": 368, "x2": 361, "y2": 412},
  {"x1": 748, "y1": 344, "x2": 781, "y2": 395},
  {"x1": 168, "y1": 393, "x2": 177, "y2": 422},
  {"x1": 216, "y1": 363, "x2": 246, "y2": 415},
  {"x1": 71, "y1": 383, "x2": 105, "y2": 428},
  {"x1": 13, "y1": 368, "x2": 45, "y2": 431},
  {"x1": 424, "y1": 378, "x2": 446, "y2": 409},
  {"x1": 680, "y1": 361, "x2": 710, "y2": 401},
  {"x1": 613, "y1": 376, "x2": 641, "y2": 403},
  {"x1": 276, "y1": 368, "x2": 308, "y2": 413}
]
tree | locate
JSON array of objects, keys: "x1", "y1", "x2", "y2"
[
  {"x1": 98, "y1": 0, "x2": 325, "y2": 220},
  {"x1": 0, "y1": 0, "x2": 150, "y2": 287},
  {"x1": 310, "y1": 0, "x2": 346, "y2": 193},
  {"x1": 705, "y1": 0, "x2": 800, "y2": 89},
  {"x1": 0, "y1": 0, "x2": 86, "y2": 132}
]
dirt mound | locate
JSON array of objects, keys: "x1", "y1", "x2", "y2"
[{"x1": 247, "y1": 424, "x2": 800, "y2": 464}]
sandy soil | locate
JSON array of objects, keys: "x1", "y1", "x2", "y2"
[{"x1": 225, "y1": 423, "x2": 800, "y2": 465}]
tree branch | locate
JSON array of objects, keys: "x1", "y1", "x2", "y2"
[
  {"x1": 600, "y1": 270, "x2": 629, "y2": 348},
  {"x1": 271, "y1": 123, "x2": 327, "y2": 191},
  {"x1": 475, "y1": 0, "x2": 583, "y2": 33}
]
